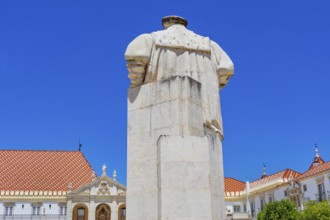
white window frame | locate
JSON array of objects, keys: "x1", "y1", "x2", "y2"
[
  {"x1": 250, "y1": 202, "x2": 255, "y2": 217},
  {"x1": 316, "y1": 177, "x2": 326, "y2": 202},
  {"x1": 260, "y1": 197, "x2": 265, "y2": 211},
  {"x1": 318, "y1": 183, "x2": 326, "y2": 201},
  {"x1": 4, "y1": 206, "x2": 13, "y2": 216},
  {"x1": 60, "y1": 206, "x2": 67, "y2": 215},
  {"x1": 233, "y1": 205, "x2": 241, "y2": 212},
  {"x1": 32, "y1": 203, "x2": 42, "y2": 215}
]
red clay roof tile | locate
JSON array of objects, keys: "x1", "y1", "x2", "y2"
[
  {"x1": 224, "y1": 177, "x2": 246, "y2": 192},
  {"x1": 0, "y1": 150, "x2": 94, "y2": 191},
  {"x1": 308, "y1": 156, "x2": 326, "y2": 170},
  {"x1": 298, "y1": 161, "x2": 330, "y2": 180},
  {"x1": 250, "y1": 169, "x2": 301, "y2": 188}
]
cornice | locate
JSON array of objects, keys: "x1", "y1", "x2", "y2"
[
  {"x1": 0, "y1": 190, "x2": 67, "y2": 197},
  {"x1": 0, "y1": 196, "x2": 66, "y2": 202},
  {"x1": 299, "y1": 170, "x2": 330, "y2": 182},
  {"x1": 68, "y1": 195, "x2": 126, "y2": 201}
]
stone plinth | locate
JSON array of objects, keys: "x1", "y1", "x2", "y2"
[{"x1": 127, "y1": 76, "x2": 225, "y2": 220}]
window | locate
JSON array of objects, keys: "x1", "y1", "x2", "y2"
[
  {"x1": 59, "y1": 203, "x2": 67, "y2": 216},
  {"x1": 78, "y1": 208, "x2": 85, "y2": 220},
  {"x1": 118, "y1": 204, "x2": 126, "y2": 220},
  {"x1": 120, "y1": 207, "x2": 126, "y2": 220},
  {"x1": 4, "y1": 203, "x2": 14, "y2": 216},
  {"x1": 303, "y1": 184, "x2": 307, "y2": 191},
  {"x1": 318, "y1": 183, "x2": 326, "y2": 201},
  {"x1": 260, "y1": 198, "x2": 265, "y2": 211},
  {"x1": 243, "y1": 204, "x2": 246, "y2": 212},
  {"x1": 32, "y1": 206, "x2": 41, "y2": 215},
  {"x1": 268, "y1": 193, "x2": 274, "y2": 203},
  {"x1": 297, "y1": 196, "x2": 301, "y2": 208},
  {"x1": 60, "y1": 206, "x2": 67, "y2": 215},
  {"x1": 284, "y1": 191, "x2": 288, "y2": 197},
  {"x1": 5, "y1": 206, "x2": 13, "y2": 216},
  {"x1": 233, "y1": 205, "x2": 240, "y2": 212},
  {"x1": 250, "y1": 202, "x2": 255, "y2": 217},
  {"x1": 73, "y1": 204, "x2": 88, "y2": 220}
]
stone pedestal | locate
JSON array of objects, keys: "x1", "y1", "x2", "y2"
[{"x1": 127, "y1": 76, "x2": 225, "y2": 220}]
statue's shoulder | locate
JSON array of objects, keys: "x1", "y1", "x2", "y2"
[
  {"x1": 125, "y1": 33, "x2": 154, "y2": 59},
  {"x1": 151, "y1": 25, "x2": 211, "y2": 53},
  {"x1": 128, "y1": 33, "x2": 154, "y2": 46}
]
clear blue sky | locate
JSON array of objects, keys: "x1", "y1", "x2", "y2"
[{"x1": 1, "y1": 0, "x2": 329, "y2": 185}]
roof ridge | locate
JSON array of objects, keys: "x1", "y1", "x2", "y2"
[
  {"x1": 78, "y1": 151, "x2": 96, "y2": 177},
  {"x1": 0, "y1": 149, "x2": 80, "y2": 152},
  {"x1": 250, "y1": 168, "x2": 300, "y2": 183},
  {"x1": 224, "y1": 177, "x2": 245, "y2": 184},
  {"x1": 299, "y1": 160, "x2": 330, "y2": 177}
]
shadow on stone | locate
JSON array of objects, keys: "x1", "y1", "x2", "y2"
[{"x1": 128, "y1": 86, "x2": 141, "y2": 103}]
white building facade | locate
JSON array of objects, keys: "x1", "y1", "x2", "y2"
[
  {"x1": 1, "y1": 148, "x2": 329, "y2": 220},
  {"x1": 224, "y1": 147, "x2": 330, "y2": 220},
  {"x1": 0, "y1": 150, "x2": 126, "y2": 220}
]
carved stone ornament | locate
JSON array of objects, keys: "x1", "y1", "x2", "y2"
[
  {"x1": 118, "y1": 188, "x2": 125, "y2": 195},
  {"x1": 83, "y1": 189, "x2": 90, "y2": 194},
  {"x1": 97, "y1": 180, "x2": 110, "y2": 195}
]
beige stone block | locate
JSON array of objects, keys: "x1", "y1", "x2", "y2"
[
  {"x1": 126, "y1": 191, "x2": 158, "y2": 220},
  {"x1": 157, "y1": 135, "x2": 225, "y2": 220},
  {"x1": 160, "y1": 189, "x2": 212, "y2": 219},
  {"x1": 127, "y1": 77, "x2": 225, "y2": 220}
]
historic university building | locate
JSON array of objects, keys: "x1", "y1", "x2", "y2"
[
  {"x1": 0, "y1": 150, "x2": 126, "y2": 220},
  {"x1": 0, "y1": 146, "x2": 329, "y2": 220}
]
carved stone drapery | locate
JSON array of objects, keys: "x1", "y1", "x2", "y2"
[{"x1": 95, "y1": 204, "x2": 111, "y2": 220}]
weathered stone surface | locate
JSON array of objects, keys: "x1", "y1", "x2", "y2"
[
  {"x1": 126, "y1": 16, "x2": 233, "y2": 220},
  {"x1": 127, "y1": 76, "x2": 225, "y2": 219},
  {"x1": 128, "y1": 76, "x2": 203, "y2": 137},
  {"x1": 125, "y1": 17, "x2": 234, "y2": 135},
  {"x1": 157, "y1": 134, "x2": 225, "y2": 220}
]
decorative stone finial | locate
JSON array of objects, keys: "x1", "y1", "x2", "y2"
[
  {"x1": 315, "y1": 144, "x2": 319, "y2": 157},
  {"x1": 162, "y1": 15, "x2": 188, "y2": 28},
  {"x1": 113, "y1": 169, "x2": 117, "y2": 181},
  {"x1": 261, "y1": 164, "x2": 267, "y2": 178},
  {"x1": 102, "y1": 164, "x2": 107, "y2": 176},
  {"x1": 263, "y1": 164, "x2": 267, "y2": 176}
]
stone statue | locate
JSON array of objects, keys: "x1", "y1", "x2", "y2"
[
  {"x1": 102, "y1": 164, "x2": 106, "y2": 176},
  {"x1": 125, "y1": 15, "x2": 234, "y2": 139},
  {"x1": 125, "y1": 16, "x2": 234, "y2": 220}
]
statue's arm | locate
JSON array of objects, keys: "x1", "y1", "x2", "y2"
[
  {"x1": 211, "y1": 41, "x2": 234, "y2": 89},
  {"x1": 125, "y1": 34, "x2": 154, "y2": 88}
]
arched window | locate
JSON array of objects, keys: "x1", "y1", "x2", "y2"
[
  {"x1": 73, "y1": 204, "x2": 88, "y2": 220},
  {"x1": 95, "y1": 204, "x2": 111, "y2": 220},
  {"x1": 118, "y1": 204, "x2": 126, "y2": 220}
]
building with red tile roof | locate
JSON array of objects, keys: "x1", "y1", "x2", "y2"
[
  {"x1": 224, "y1": 146, "x2": 330, "y2": 219},
  {"x1": 308, "y1": 146, "x2": 325, "y2": 170},
  {"x1": 249, "y1": 168, "x2": 301, "y2": 191},
  {"x1": 0, "y1": 150, "x2": 127, "y2": 219},
  {"x1": 225, "y1": 177, "x2": 246, "y2": 193},
  {"x1": 299, "y1": 161, "x2": 330, "y2": 180},
  {"x1": 0, "y1": 150, "x2": 95, "y2": 193},
  {"x1": 1, "y1": 146, "x2": 330, "y2": 220}
]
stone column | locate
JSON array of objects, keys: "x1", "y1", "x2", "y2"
[
  {"x1": 66, "y1": 201, "x2": 73, "y2": 220},
  {"x1": 111, "y1": 202, "x2": 118, "y2": 220},
  {"x1": 89, "y1": 201, "x2": 95, "y2": 220},
  {"x1": 127, "y1": 76, "x2": 225, "y2": 220}
]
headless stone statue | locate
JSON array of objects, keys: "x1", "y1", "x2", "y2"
[
  {"x1": 125, "y1": 16, "x2": 234, "y2": 220},
  {"x1": 125, "y1": 15, "x2": 234, "y2": 138}
]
